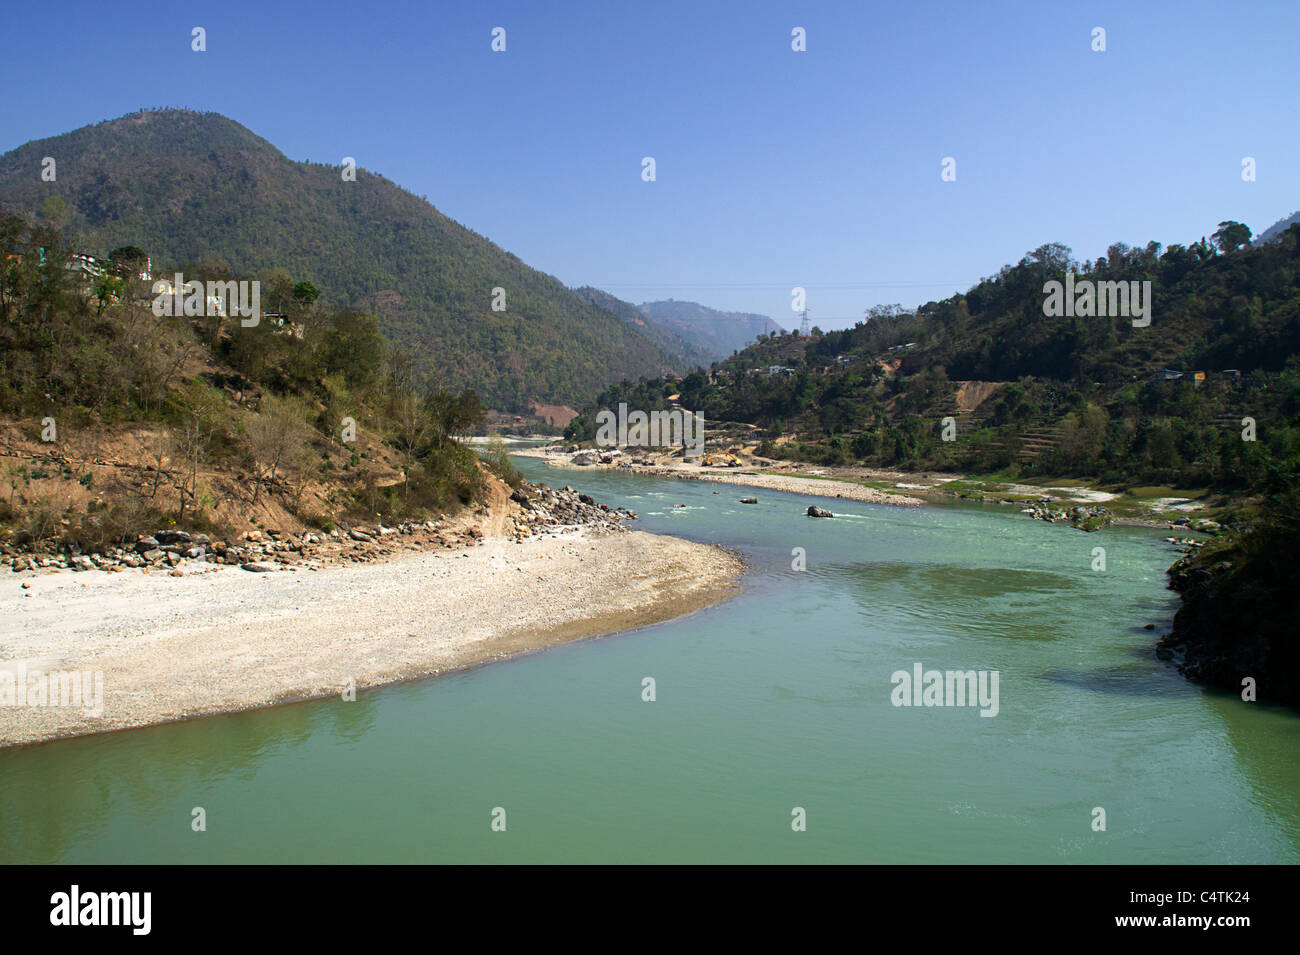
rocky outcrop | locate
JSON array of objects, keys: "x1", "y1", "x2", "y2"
[
  {"x1": 806, "y1": 505, "x2": 834, "y2": 518},
  {"x1": 1, "y1": 480, "x2": 637, "y2": 578},
  {"x1": 1020, "y1": 501, "x2": 1113, "y2": 531},
  {"x1": 1157, "y1": 533, "x2": 1300, "y2": 707},
  {"x1": 509, "y1": 483, "x2": 636, "y2": 533}
]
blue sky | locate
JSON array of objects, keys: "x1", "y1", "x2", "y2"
[{"x1": 2, "y1": 0, "x2": 1297, "y2": 330}]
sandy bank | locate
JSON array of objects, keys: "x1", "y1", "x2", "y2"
[
  {"x1": 0, "y1": 529, "x2": 743, "y2": 747},
  {"x1": 513, "y1": 448, "x2": 927, "y2": 507},
  {"x1": 642, "y1": 467, "x2": 927, "y2": 506}
]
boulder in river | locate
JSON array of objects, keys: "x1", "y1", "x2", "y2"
[
  {"x1": 806, "y1": 505, "x2": 834, "y2": 518},
  {"x1": 739, "y1": 497, "x2": 757, "y2": 504}
]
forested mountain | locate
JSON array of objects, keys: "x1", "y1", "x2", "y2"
[
  {"x1": 636, "y1": 299, "x2": 783, "y2": 360},
  {"x1": 0, "y1": 109, "x2": 683, "y2": 409}
]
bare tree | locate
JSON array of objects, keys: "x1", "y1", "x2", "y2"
[
  {"x1": 244, "y1": 395, "x2": 312, "y2": 505},
  {"x1": 169, "y1": 383, "x2": 225, "y2": 521}
]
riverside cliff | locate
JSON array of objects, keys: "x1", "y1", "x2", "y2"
[{"x1": 1159, "y1": 525, "x2": 1300, "y2": 707}]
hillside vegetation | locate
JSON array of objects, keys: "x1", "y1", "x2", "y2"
[
  {"x1": 0, "y1": 213, "x2": 518, "y2": 553},
  {"x1": 0, "y1": 109, "x2": 684, "y2": 409},
  {"x1": 571, "y1": 224, "x2": 1300, "y2": 491}
]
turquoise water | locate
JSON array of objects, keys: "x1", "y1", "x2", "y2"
[{"x1": 2, "y1": 458, "x2": 1298, "y2": 863}]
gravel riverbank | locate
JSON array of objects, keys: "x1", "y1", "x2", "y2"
[{"x1": 1, "y1": 514, "x2": 743, "y2": 747}]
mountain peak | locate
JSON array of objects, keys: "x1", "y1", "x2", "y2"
[{"x1": 0, "y1": 112, "x2": 685, "y2": 408}]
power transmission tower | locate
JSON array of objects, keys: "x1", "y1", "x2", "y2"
[{"x1": 800, "y1": 308, "x2": 810, "y2": 335}]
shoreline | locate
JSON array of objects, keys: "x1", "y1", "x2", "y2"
[
  {"x1": 0, "y1": 528, "x2": 744, "y2": 748},
  {"x1": 512, "y1": 447, "x2": 928, "y2": 507},
  {"x1": 513, "y1": 447, "x2": 1209, "y2": 530}
]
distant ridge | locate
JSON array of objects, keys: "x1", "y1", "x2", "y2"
[
  {"x1": 636, "y1": 299, "x2": 784, "y2": 361},
  {"x1": 1257, "y1": 209, "x2": 1300, "y2": 245},
  {"x1": 572, "y1": 286, "x2": 717, "y2": 369}
]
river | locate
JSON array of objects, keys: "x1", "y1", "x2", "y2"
[{"x1": 1, "y1": 456, "x2": 1297, "y2": 863}]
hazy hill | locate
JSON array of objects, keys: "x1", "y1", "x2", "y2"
[
  {"x1": 572, "y1": 286, "x2": 716, "y2": 369},
  {"x1": 1257, "y1": 210, "x2": 1300, "y2": 245},
  {"x1": 637, "y1": 299, "x2": 783, "y2": 360},
  {"x1": 0, "y1": 109, "x2": 682, "y2": 410}
]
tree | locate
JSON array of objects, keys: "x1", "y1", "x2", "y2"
[
  {"x1": 1105, "y1": 242, "x2": 1133, "y2": 269},
  {"x1": 292, "y1": 281, "x2": 320, "y2": 306},
  {"x1": 389, "y1": 390, "x2": 436, "y2": 492},
  {"x1": 244, "y1": 395, "x2": 312, "y2": 504},
  {"x1": 426, "y1": 389, "x2": 485, "y2": 442},
  {"x1": 38, "y1": 195, "x2": 68, "y2": 229},
  {"x1": 1029, "y1": 242, "x2": 1076, "y2": 273},
  {"x1": 1058, "y1": 403, "x2": 1108, "y2": 468},
  {"x1": 864, "y1": 303, "x2": 910, "y2": 323},
  {"x1": 108, "y1": 246, "x2": 149, "y2": 274},
  {"x1": 168, "y1": 381, "x2": 226, "y2": 521},
  {"x1": 1212, "y1": 221, "x2": 1252, "y2": 254},
  {"x1": 256, "y1": 267, "x2": 294, "y2": 313},
  {"x1": 94, "y1": 274, "x2": 126, "y2": 314},
  {"x1": 321, "y1": 310, "x2": 383, "y2": 387}
]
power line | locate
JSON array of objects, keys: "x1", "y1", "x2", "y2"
[{"x1": 583, "y1": 281, "x2": 974, "y2": 290}]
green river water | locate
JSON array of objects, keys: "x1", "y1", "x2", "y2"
[{"x1": 2, "y1": 456, "x2": 1298, "y2": 863}]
